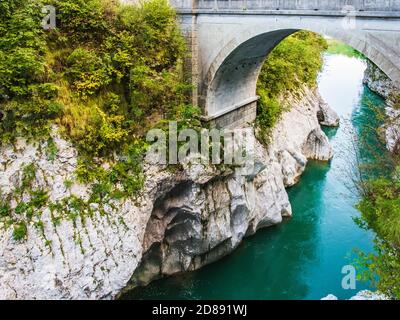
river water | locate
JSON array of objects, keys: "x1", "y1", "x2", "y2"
[{"x1": 126, "y1": 53, "x2": 388, "y2": 300}]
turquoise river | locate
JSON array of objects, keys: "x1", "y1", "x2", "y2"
[{"x1": 125, "y1": 53, "x2": 389, "y2": 300}]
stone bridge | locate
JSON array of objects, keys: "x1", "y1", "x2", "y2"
[{"x1": 170, "y1": 0, "x2": 400, "y2": 128}]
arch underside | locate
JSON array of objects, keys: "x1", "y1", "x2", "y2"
[{"x1": 201, "y1": 20, "x2": 400, "y2": 119}]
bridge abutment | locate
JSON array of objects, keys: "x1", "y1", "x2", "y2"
[{"x1": 205, "y1": 98, "x2": 258, "y2": 129}]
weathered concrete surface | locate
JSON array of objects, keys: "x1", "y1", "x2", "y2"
[
  {"x1": 208, "y1": 99, "x2": 258, "y2": 129},
  {"x1": 172, "y1": 0, "x2": 400, "y2": 12},
  {"x1": 171, "y1": 0, "x2": 400, "y2": 125}
]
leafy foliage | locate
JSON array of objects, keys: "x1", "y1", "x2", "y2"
[
  {"x1": 65, "y1": 48, "x2": 112, "y2": 97},
  {"x1": 0, "y1": 0, "x2": 60, "y2": 143},
  {"x1": 49, "y1": 0, "x2": 189, "y2": 157},
  {"x1": 0, "y1": 0, "x2": 190, "y2": 153},
  {"x1": 326, "y1": 38, "x2": 366, "y2": 59},
  {"x1": 13, "y1": 221, "x2": 28, "y2": 241},
  {"x1": 0, "y1": 0, "x2": 46, "y2": 97},
  {"x1": 256, "y1": 31, "x2": 328, "y2": 142},
  {"x1": 355, "y1": 169, "x2": 400, "y2": 299},
  {"x1": 356, "y1": 239, "x2": 400, "y2": 299},
  {"x1": 47, "y1": 0, "x2": 110, "y2": 46},
  {"x1": 0, "y1": 202, "x2": 11, "y2": 218},
  {"x1": 358, "y1": 177, "x2": 400, "y2": 244}
]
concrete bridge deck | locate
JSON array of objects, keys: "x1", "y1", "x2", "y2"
[{"x1": 173, "y1": 0, "x2": 400, "y2": 15}]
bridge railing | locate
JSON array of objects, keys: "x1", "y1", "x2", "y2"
[{"x1": 170, "y1": 0, "x2": 400, "y2": 12}]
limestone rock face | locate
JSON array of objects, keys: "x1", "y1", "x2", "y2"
[
  {"x1": 363, "y1": 62, "x2": 395, "y2": 99},
  {"x1": 363, "y1": 60, "x2": 400, "y2": 153},
  {"x1": 0, "y1": 133, "x2": 182, "y2": 300},
  {"x1": 349, "y1": 290, "x2": 389, "y2": 300},
  {"x1": 322, "y1": 290, "x2": 389, "y2": 300},
  {"x1": 321, "y1": 294, "x2": 339, "y2": 300},
  {"x1": 318, "y1": 98, "x2": 340, "y2": 127},
  {"x1": 303, "y1": 129, "x2": 334, "y2": 161},
  {"x1": 384, "y1": 107, "x2": 400, "y2": 153},
  {"x1": 267, "y1": 86, "x2": 334, "y2": 186},
  {"x1": 0, "y1": 87, "x2": 334, "y2": 299}
]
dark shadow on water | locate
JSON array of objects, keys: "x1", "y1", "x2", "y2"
[{"x1": 322, "y1": 126, "x2": 339, "y2": 140}]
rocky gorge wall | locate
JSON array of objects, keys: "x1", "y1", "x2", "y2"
[
  {"x1": 0, "y1": 86, "x2": 338, "y2": 299},
  {"x1": 363, "y1": 61, "x2": 400, "y2": 153}
]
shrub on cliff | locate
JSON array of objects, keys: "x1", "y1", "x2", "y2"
[
  {"x1": 0, "y1": 0, "x2": 190, "y2": 149},
  {"x1": 256, "y1": 31, "x2": 328, "y2": 142},
  {"x1": 65, "y1": 48, "x2": 113, "y2": 97},
  {"x1": 46, "y1": 0, "x2": 111, "y2": 46},
  {"x1": 0, "y1": 0, "x2": 47, "y2": 98},
  {"x1": 0, "y1": 0, "x2": 62, "y2": 141},
  {"x1": 52, "y1": 0, "x2": 189, "y2": 157}
]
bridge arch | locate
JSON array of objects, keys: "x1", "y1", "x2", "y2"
[{"x1": 201, "y1": 24, "x2": 400, "y2": 122}]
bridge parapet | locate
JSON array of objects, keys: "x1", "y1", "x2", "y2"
[{"x1": 171, "y1": 0, "x2": 400, "y2": 14}]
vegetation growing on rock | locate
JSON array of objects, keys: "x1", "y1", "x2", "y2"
[
  {"x1": 256, "y1": 31, "x2": 328, "y2": 143},
  {"x1": 349, "y1": 60, "x2": 400, "y2": 300},
  {"x1": 1, "y1": 0, "x2": 191, "y2": 152}
]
